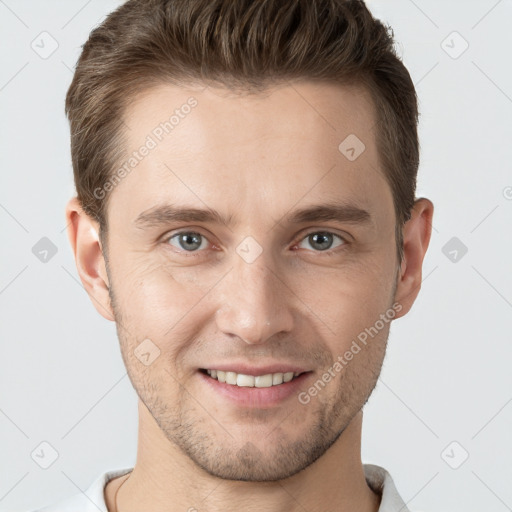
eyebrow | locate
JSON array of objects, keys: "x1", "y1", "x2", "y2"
[{"x1": 134, "y1": 202, "x2": 373, "y2": 230}]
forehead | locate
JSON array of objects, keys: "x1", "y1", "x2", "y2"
[
  {"x1": 123, "y1": 80, "x2": 378, "y2": 151},
  {"x1": 108, "y1": 80, "x2": 393, "y2": 230}
]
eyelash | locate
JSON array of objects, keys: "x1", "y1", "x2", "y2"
[{"x1": 162, "y1": 229, "x2": 349, "y2": 257}]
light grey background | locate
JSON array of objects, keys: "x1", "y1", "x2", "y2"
[{"x1": 1, "y1": 1, "x2": 511, "y2": 511}]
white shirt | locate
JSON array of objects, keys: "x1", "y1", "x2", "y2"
[{"x1": 30, "y1": 463, "x2": 410, "y2": 511}]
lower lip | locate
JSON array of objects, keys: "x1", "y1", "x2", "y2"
[{"x1": 198, "y1": 370, "x2": 313, "y2": 407}]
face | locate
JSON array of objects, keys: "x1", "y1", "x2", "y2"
[{"x1": 101, "y1": 81, "x2": 400, "y2": 481}]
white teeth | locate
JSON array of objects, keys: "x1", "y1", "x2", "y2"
[
  {"x1": 272, "y1": 373, "x2": 283, "y2": 385},
  {"x1": 225, "y1": 371, "x2": 237, "y2": 385},
  {"x1": 237, "y1": 374, "x2": 255, "y2": 387},
  {"x1": 255, "y1": 374, "x2": 273, "y2": 388},
  {"x1": 204, "y1": 369, "x2": 303, "y2": 387}
]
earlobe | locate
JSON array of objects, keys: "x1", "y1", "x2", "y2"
[
  {"x1": 393, "y1": 197, "x2": 434, "y2": 319},
  {"x1": 65, "y1": 197, "x2": 115, "y2": 321}
]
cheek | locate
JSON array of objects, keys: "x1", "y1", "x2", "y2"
[
  {"x1": 110, "y1": 253, "x2": 216, "y2": 347},
  {"x1": 293, "y1": 254, "x2": 395, "y2": 334}
]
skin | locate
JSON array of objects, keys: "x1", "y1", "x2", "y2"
[{"x1": 66, "y1": 80, "x2": 433, "y2": 512}]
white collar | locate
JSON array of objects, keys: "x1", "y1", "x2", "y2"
[{"x1": 33, "y1": 463, "x2": 409, "y2": 511}]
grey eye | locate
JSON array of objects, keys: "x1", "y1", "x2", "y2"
[
  {"x1": 297, "y1": 232, "x2": 345, "y2": 252},
  {"x1": 168, "y1": 232, "x2": 208, "y2": 252}
]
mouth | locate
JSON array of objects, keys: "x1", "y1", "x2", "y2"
[
  {"x1": 199, "y1": 368, "x2": 307, "y2": 388},
  {"x1": 197, "y1": 364, "x2": 314, "y2": 407}
]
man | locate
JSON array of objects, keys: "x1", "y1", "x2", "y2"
[{"x1": 32, "y1": 0, "x2": 433, "y2": 510}]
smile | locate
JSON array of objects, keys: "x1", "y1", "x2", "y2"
[{"x1": 201, "y1": 369, "x2": 304, "y2": 388}]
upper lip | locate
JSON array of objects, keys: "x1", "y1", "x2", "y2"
[{"x1": 200, "y1": 363, "x2": 311, "y2": 376}]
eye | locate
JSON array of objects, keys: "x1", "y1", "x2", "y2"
[
  {"x1": 163, "y1": 229, "x2": 348, "y2": 257},
  {"x1": 165, "y1": 231, "x2": 210, "y2": 254},
  {"x1": 295, "y1": 231, "x2": 346, "y2": 253}
]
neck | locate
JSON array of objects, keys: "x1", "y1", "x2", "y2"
[{"x1": 109, "y1": 401, "x2": 380, "y2": 512}]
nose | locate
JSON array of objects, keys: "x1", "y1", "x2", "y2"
[{"x1": 214, "y1": 252, "x2": 294, "y2": 345}]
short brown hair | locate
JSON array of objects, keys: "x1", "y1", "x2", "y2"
[{"x1": 65, "y1": 0, "x2": 419, "y2": 263}]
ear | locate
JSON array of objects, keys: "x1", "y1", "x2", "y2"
[
  {"x1": 65, "y1": 197, "x2": 114, "y2": 321},
  {"x1": 393, "y1": 197, "x2": 434, "y2": 319}
]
